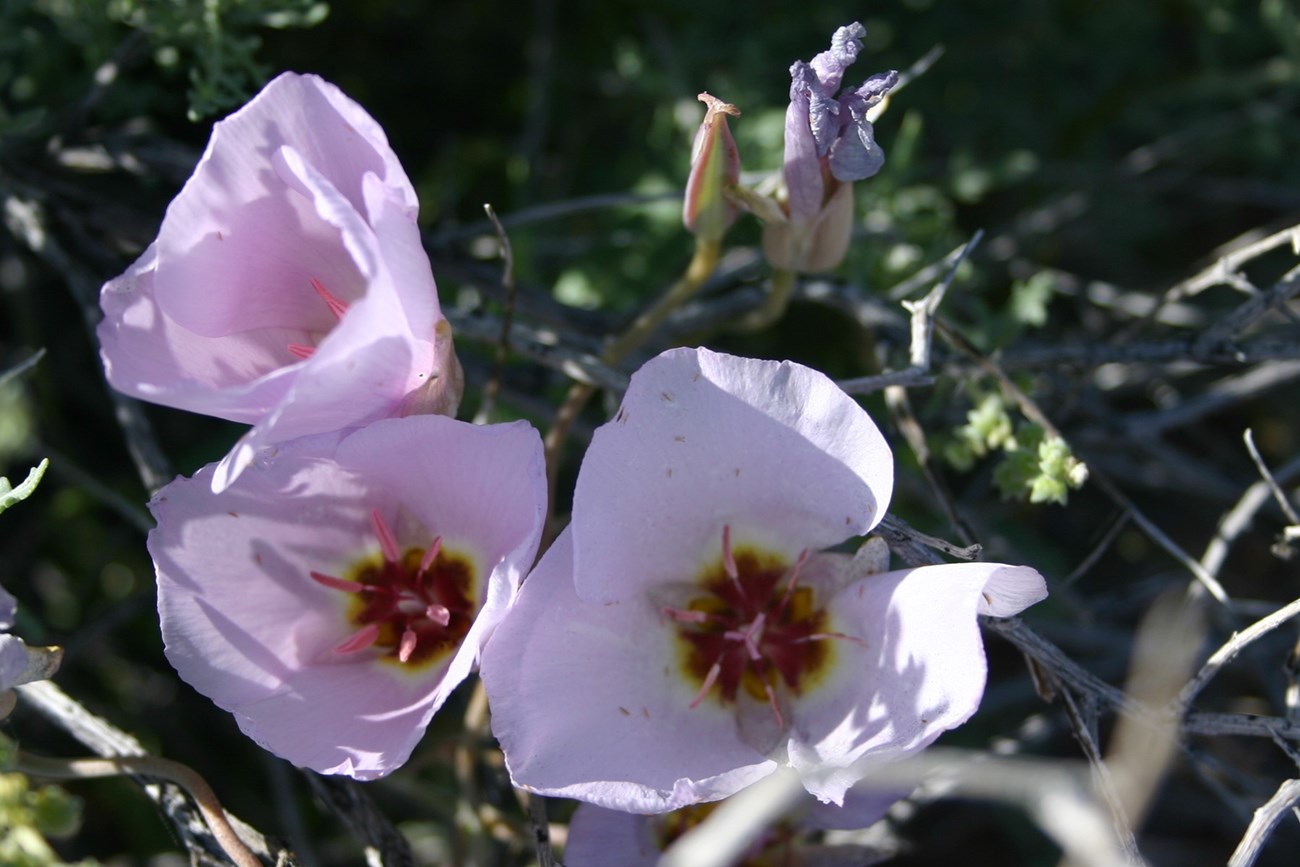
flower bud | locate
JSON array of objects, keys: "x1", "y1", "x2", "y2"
[{"x1": 682, "y1": 93, "x2": 741, "y2": 243}]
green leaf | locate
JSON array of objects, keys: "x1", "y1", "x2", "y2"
[{"x1": 0, "y1": 459, "x2": 48, "y2": 514}]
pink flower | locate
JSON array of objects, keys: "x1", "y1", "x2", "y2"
[
  {"x1": 682, "y1": 93, "x2": 742, "y2": 242},
  {"x1": 763, "y1": 23, "x2": 897, "y2": 272},
  {"x1": 149, "y1": 415, "x2": 545, "y2": 778},
  {"x1": 565, "y1": 783, "x2": 900, "y2": 866},
  {"x1": 98, "y1": 72, "x2": 458, "y2": 491},
  {"x1": 481, "y1": 348, "x2": 1046, "y2": 811}
]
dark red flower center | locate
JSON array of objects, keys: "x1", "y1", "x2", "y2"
[
  {"x1": 311, "y1": 509, "x2": 475, "y2": 669},
  {"x1": 667, "y1": 525, "x2": 854, "y2": 725}
]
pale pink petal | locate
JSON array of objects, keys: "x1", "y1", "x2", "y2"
[
  {"x1": 802, "y1": 782, "x2": 903, "y2": 830},
  {"x1": 98, "y1": 245, "x2": 302, "y2": 423},
  {"x1": 152, "y1": 452, "x2": 377, "y2": 706},
  {"x1": 782, "y1": 87, "x2": 826, "y2": 225},
  {"x1": 481, "y1": 530, "x2": 778, "y2": 812},
  {"x1": 153, "y1": 72, "x2": 412, "y2": 336},
  {"x1": 571, "y1": 347, "x2": 892, "y2": 604},
  {"x1": 785, "y1": 562, "x2": 1047, "y2": 804},
  {"x1": 565, "y1": 804, "x2": 660, "y2": 867}
]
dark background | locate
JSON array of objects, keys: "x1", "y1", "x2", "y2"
[{"x1": 3, "y1": 0, "x2": 1300, "y2": 864}]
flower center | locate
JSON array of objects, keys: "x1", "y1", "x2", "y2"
[
  {"x1": 287, "y1": 277, "x2": 350, "y2": 360},
  {"x1": 666, "y1": 525, "x2": 853, "y2": 725},
  {"x1": 311, "y1": 509, "x2": 475, "y2": 668},
  {"x1": 655, "y1": 801, "x2": 801, "y2": 865}
]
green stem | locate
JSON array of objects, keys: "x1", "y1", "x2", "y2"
[
  {"x1": 737, "y1": 268, "x2": 797, "y2": 331},
  {"x1": 542, "y1": 238, "x2": 723, "y2": 538}
]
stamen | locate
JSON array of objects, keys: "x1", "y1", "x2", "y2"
[
  {"x1": 773, "y1": 548, "x2": 811, "y2": 619},
  {"x1": 762, "y1": 676, "x2": 783, "y2": 728},
  {"x1": 287, "y1": 343, "x2": 316, "y2": 360},
  {"x1": 663, "y1": 607, "x2": 716, "y2": 624},
  {"x1": 335, "y1": 623, "x2": 381, "y2": 654},
  {"x1": 309, "y1": 571, "x2": 371, "y2": 593},
  {"x1": 796, "y1": 631, "x2": 867, "y2": 647},
  {"x1": 398, "y1": 626, "x2": 418, "y2": 662},
  {"x1": 311, "y1": 277, "x2": 350, "y2": 321},
  {"x1": 722, "y1": 525, "x2": 739, "y2": 581},
  {"x1": 371, "y1": 510, "x2": 401, "y2": 564},
  {"x1": 426, "y1": 604, "x2": 451, "y2": 626},
  {"x1": 417, "y1": 536, "x2": 443, "y2": 578},
  {"x1": 689, "y1": 660, "x2": 723, "y2": 710}
]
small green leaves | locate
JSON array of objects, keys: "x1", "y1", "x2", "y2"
[
  {"x1": 945, "y1": 394, "x2": 1087, "y2": 505},
  {"x1": 0, "y1": 459, "x2": 48, "y2": 516},
  {"x1": 0, "y1": 764, "x2": 96, "y2": 867}
]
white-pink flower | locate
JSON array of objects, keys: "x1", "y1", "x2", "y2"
[
  {"x1": 149, "y1": 415, "x2": 545, "y2": 778},
  {"x1": 481, "y1": 347, "x2": 1046, "y2": 811},
  {"x1": 98, "y1": 72, "x2": 457, "y2": 491},
  {"x1": 565, "y1": 783, "x2": 900, "y2": 866}
]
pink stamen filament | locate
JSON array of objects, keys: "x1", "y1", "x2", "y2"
[
  {"x1": 663, "y1": 607, "x2": 724, "y2": 625},
  {"x1": 309, "y1": 571, "x2": 371, "y2": 593},
  {"x1": 335, "y1": 623, "x2": 380, "y2": 654},
  {"x1": 760, "y1": 672, "x2": 783, "y2": 728},
  {"x1": 773, "y1": 548, "x2": 811, "y2": 619},
  {"x1": 417, "y1": 536, "x2": 443, "y2": 578},
  {"x1": 796, "y1": 631, "x2": 867, "y2": 647},
  {"x1": 721, "y1": 524, "x2": 740, "y2": 585},
  {"x1": 287, "y1": 343, "x2": 315, "y2": 360},
  {"x1": 311, "y1": 277, "x2": 350, "y2": 321},
  {"x1": 371, "y1": 510, "x2": 401, "y2": 563},
  {"x1": 689, "y1": 661, "x2": 723, "y2": 710}
]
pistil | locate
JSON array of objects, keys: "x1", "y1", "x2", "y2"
[
  {"x1": 671, "y1": 526, "x2": 841, "y2": 726},
  {"x1": 309, "y1": 509, "x2": 474, "y2": 666}
]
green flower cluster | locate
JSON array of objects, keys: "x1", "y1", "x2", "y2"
[
  {"x1": 945, "y1": 394, "x2": 1087, "y2": 505},
  {"x1": 0, "y1": 742, "x2": 96, "y2": 867}
]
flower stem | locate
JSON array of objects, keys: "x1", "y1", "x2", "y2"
[
  {"x1": 737, "y1": 268, "x2": 798, "y2": 331},
  {"x1": 15, "y1": 749, "x2": 263, "y2": 867},
  {"x1": 542, "y1": 238, "x2": 722, "y2": 538}
]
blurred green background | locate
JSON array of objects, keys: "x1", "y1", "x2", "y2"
[{"x1": 4, "y1": 0, "x2": 1300, "y2": 864}]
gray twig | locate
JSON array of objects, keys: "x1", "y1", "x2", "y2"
[
  {"x1": 16, "y1": 681, "x2": 292, "y2": 866},
  {"x1": 1227, "y1": 778, "x2": 1300, "y2": 867},
  {"x1": 301, "y1": 773, "x2": 415, "y2": 867}
]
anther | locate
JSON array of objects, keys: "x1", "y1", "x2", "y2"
[
  {"x1": 371, "y1": 510, "x2": 401, "y2": 564},
  {"x1": 310, "y1": 571, "x2": 370, "y2": 593},
  {"x1": 398, "y1": 626, "x2": 418, "y2": 663},
  {"x1": 426, "y1": 604, "x2": 451, "y2": 626},
  {"x1": 311, "y1": 277, "x2": 350, "y2": 321},
  {"x1": 417, "y1": 536, "x2": 443, "y2": 578},
  {"x1": 335, "y1": 623, "x2": 380, "y2": 654}
]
